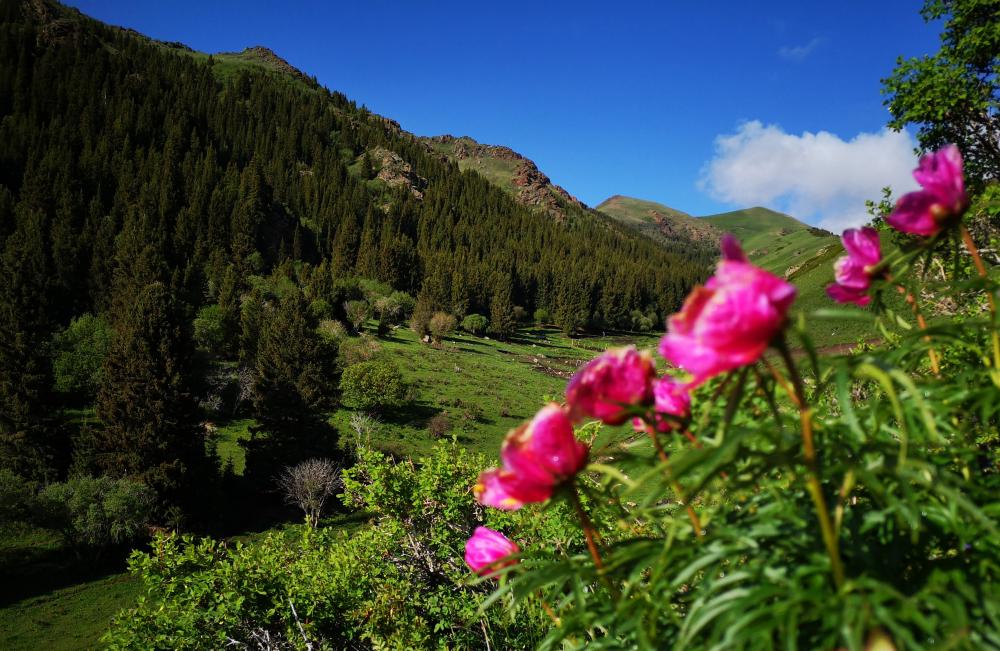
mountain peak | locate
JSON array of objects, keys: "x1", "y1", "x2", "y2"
[{"x1": 217, "y1": 46, "x2": 314, "y2": 86}]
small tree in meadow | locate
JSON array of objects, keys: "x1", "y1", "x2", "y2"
[
  {"x1": 343, "y1": 300, "x2": 370, "y2": 334},
  {"x1": 277, "y1": 458, "x2": 341, "y2": 528},
  {"x1": 428, "y1": 311, "x2": 456, "y2": 343},
  {"x1": 461, "y1": 313, "x2": 488, "y2": 336},
  {"x1": 339, "y1": 360, "x2": 406, "y2": 411}
]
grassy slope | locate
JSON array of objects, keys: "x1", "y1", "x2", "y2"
[
  {"x1": 219, "y1": 325, "x2": 662, "y2": 464},
  {"x1": 597, "y1": 195, "x2": 712, "y2": 233},
  {"x1": 0, "y1": 525, "x2": 140, "y2": 651},
  {"x1": 426, "y1": 138, "x2": 523, "y2": 195}
]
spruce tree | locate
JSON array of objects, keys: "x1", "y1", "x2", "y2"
[
  {"x1": 0, "y1": 206, "x2": 57, "y2": 479},
  {"x1": 489, "y1": 274, "x2": 517, "y2": 340},
  {"x1": 95, "y1": 281, "x2": 206, "y2": 510},
  {"x1": 242, "y1": 289, "x2": 339, "y2": 486}
]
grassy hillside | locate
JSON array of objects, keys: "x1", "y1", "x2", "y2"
[
  {"x1": 597, "y1": 195, "x2": 721, "y2": 259},
  {"x1": 597, "y1": 196, "x2": 719, "y2": 241},
  {"x1": 217, "y1": 324, "x2": 661, "y2": 464}
]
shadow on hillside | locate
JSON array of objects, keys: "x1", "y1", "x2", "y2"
[
  {"x1": 0, "y1": 532, "x2": 132, "y2": 607},
  {"x1": 377, "y1": 402, "x2": 440, "y2": 426}
]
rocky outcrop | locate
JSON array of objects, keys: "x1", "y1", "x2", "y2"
[
  {"x1": 370, "y1": 147, "x2": 426, "y2": 200},
  {"x1": 427, "y1": 135, "x2": 586, "y2": 220}
]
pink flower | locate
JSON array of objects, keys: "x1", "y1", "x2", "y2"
[
  {"x1": 886, "y1": 144, "x2": 968, "y2": 237},
  {"x1": 475, "y1": 404, "x2": 588, "y2": 511},
  {"x1": 659, "y1": 235, "x2": 796, "y2": 384},
  {"x1": 826, "y1": 227, "x2": 883, "y2": 306},
  {"x1": 465, "y1": 526, "x2": 520, "y2": 576},
  {"x1": 633, "y1": 377, "x2": 692, "y2": 434},
  {"x1": 566, "y1": 347, "x2": 655, "y2": 425}
]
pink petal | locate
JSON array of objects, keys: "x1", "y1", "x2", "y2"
[
  {"x1": 886, "y1": 191, "x2": 942, "y2": 237},
  {"x1": 465, "y1": 526, "x2": 520, "y2": 576},
  {"x1": 913, "y1": 144, "x2": 966, "y2": 210},
  {"x1": 826, "y1": 282, "x2": 871, "y2": 306},
  {"x1": 841, "y1": 227, "x2": 881, "y2": 267}
]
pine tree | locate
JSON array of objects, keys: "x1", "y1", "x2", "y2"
[
  {"x1": 489, "y1": 273, "x2": 517, "y2": 340},
  {"x1": 0, "y1": 205, "x2": 58, "y2": 479},
  {"x1": 95, "y1": 281, "x2": 206, "y2": 510},
  {"x1": 242, "y1": 290, "x2": 339, "y2": 486}
]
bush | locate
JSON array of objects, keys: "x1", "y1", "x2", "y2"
[
  {"x1": 52, "y1": 313, "x2": 112, "y2": 398},
  {"x1": 192, "y1": 304, "x2": 225, "y2": 355},
  {"x1": 460, "y1": 313, "x2": 488, "y2": 336},
  {"x1": 343, "y1": 299, "x2": 370, "y2": 333},
  {"x1": 338, "y1": 336, "x2": 382, "y2": 366},
  {"x1": 317, "y1": 318, "x2": 347, "y2": 343},
  {"x1": 34, "y1": 475, "x2": 155, "y2": 553},
  {"x1": 427, "y1": 412, "x2": 450, "y2": 439},
  {"x1": 308, "y1": 298, "x2": 332, "y2": 321},
  {"x1": 533, "y1": 307, "x2": 551, "y2": 325},
  {"x1": 339, "y1": 360, "x2": 406, "y2": 411},
  {"x1": 103, "y1": 443, "x2": 573, "y2": 649},
  {"x1": 428, "y1": 311, "x2": 456, "y2": 342}
]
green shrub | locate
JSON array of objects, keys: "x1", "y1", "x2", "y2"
[
  {"x1": 104, "y1": 443, "x2": 571, "y2": 649},
  {"x1": 308, "y1": 298, "x2": 332, "y2": 320},
  {"x1": 52, "y1": 313, "x2": 112, "y2": 397},
  {"x1": 428, "y1": 311, "x2": 456, "y2": 342},
  {"x1": 533, "y1": 307, "x2": 551, "y2": 325},
  {"x1": 34, "y1": 475, "x2": 155, "y2": 553},
  {"x1": 460, "y1": 313, "x2": 488, "y2": 335},
  {"x1": 192, "y1": 304, "x2": 225, "y2": 355},
  {"x1": 0, "y1": 468, "x2": 34, "y2": 524},
  {"x1": 339, "y1": 360, "x2": 406, "y2": 410}
]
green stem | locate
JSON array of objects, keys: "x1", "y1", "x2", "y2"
[
  {"x1": 648, "y1": 432, "x2": 704, "y2": 539},
  {"x1": 961, "y1": 225, "x2": 1000, "y2": 371},
  {"x1": 775, "y1": 338, "x2": 845, "y2": 589},
  {"x1": 569, "y1": 486, "x2": 619, "y2": 598}
]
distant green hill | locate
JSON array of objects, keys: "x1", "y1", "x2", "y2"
[
  {"x1": 701, "y1": 207, "x2": 839, "y2": 278},
  {"x1": 596, "y1": 196, "x2": 721, "y2": 259}
]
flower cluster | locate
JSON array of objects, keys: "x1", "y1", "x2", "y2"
[
  {"x1": 827, "y1": 145, "x2": 969, "y2": 307},
  {"x1": 465, "y1": 236, "x2": 804, "y2": 575},
  {"x1": 886, "y1": 144, "x2": 967, "y2": 237}
]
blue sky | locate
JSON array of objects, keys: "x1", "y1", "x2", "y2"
[{"x1": 65, "y1": 1, "x2": 940, "y2": 228}]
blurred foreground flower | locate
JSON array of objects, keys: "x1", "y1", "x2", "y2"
[
  {"x1": 633, "y1": 376, "x2": 691, "y2": 434},
  {"x1": 887, "y1": 144, "x2": 967, "y2": 236},
  {"x1": 465, "y1": 526, "x2": 520, "y2": 576},
  {"x1": 659, "y1": 234, "x2": 796, "y2": 384},
  {"x1": 826, "y1": 227, "x2": 883, "y2": 306},
  {"x1": 475, "y1": 404, "x2": 588, "y2": 510},
  {"x1": 566, "y1": 346, "x2": 655, "y2": 425}
]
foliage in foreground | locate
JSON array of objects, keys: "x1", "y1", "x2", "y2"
[{"x1": 103, "y1": 443, "x2": 581, "y2": 649}]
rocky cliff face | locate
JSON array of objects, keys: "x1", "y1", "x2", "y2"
[{"x1": 370, "y1": 146, "x2": 427, "y2": 199}]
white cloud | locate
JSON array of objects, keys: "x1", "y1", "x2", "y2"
[
  {"x1": 698, "y1": 121, "x2": 920, "y2": 232},
  {"x1": 778, "y1": 37, "x2": 826, "y2": 61}
]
